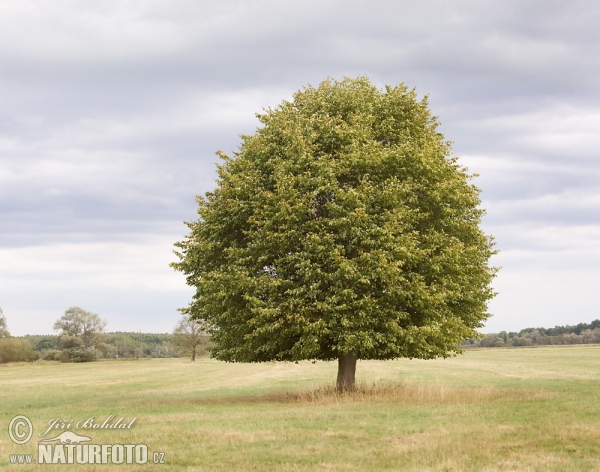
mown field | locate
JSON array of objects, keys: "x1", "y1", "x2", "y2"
[{"x1": 1, "y1": 345, "x2": 600, "y2": 471}]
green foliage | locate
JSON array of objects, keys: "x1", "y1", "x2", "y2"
[
  {"x1": 171, "y1": 316, "x2": 211, "y2": 360},
  {"x1": 0, "y1": 337, "x2": 37, "y2": 363},
  {"x1": 173, "y1": 76, "x2": 497, "y2": 364},
  {"x1": 18, "y1": 335, "x2": 60, "y2": 351},
  {"x1": 13, "y1": 333, "x2": 176, "y2": 360},
  {"x1": 35, "y1": 337, "x2": 58, "y2": 351},
  {"x1": 0, "y1": 306, "x2": 10, "y2": 338},
  {"x1": 42, "y1": 349, "x2": 62, "y2": 361},
  {"x1": 62, "y1": 349, "x2": 97, "y2": 363},
  {"x1": 59, "y1": 335, "x2": 85, "y2": 350},
  {"x1": 53, "y1": 307, "x2": 108, "y2": 362},
  {"x1": 519, "y1": 319, "x2": 600, "y2": 337},
  {"x1": 104, "y1": 332, "x2": 174, "y2": 358},
  {"x1": 53, "y1": 306, "x2": 107, "y2": 351},
  {"x1": 464, "y1": 322, "x2": 600, "y2": 348}
]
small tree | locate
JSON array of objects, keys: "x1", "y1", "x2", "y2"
[
  {"x1": 53, "y1": 307, "x2": 107, "y2": 361},
  {"x1": 172, "y1": 77, "x2": 497, "y2": 390},
  {"x1": 171, "y1": 315, "x2": 210, "y2": 362},
  {"x1": 0, "y1": 307, "x2": 9, "y2": 338}
]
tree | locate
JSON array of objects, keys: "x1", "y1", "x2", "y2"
[
  {"x1": 0, "y1": 338, "x2": 37, "y2": 363},
  {"x1": 0, "y1": 307, "x2": 9, "y2": 338},
  {"x1": 172, "y1": 77, "x2": 497, "y2": 390},
  {"x1": 36, "y1": 338, "x2": 58, "y2": 351},
  {"x1": 53, "y1": 307, "x2": 107, "y2": 359},
  {"x1": 171, "y1": 315, "x2": 210, "y2": 362},
  {"x1": 0, "y1": 310, "x2": 37, "y2": 363}
]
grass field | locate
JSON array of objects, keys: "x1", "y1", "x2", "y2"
[{"x1": 1, "y1": 346, "x2": 600, "y2": 471}]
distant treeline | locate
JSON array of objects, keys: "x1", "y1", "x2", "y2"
[
  {"x1": 5, "y1": 319, "x2": 600, "y2": 364},
  {"x1": 463, "y1": 320, "x2": 600, "y2": 348},
  {"x1": 19, "y1": 332, "x2": 178, "y2": 359}
]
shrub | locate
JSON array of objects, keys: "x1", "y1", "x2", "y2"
[
  {"x1": 59, "y1": 350, "x2": 71, "y2": 363},
  {"x1": 63, "y1": 349, "x2": 97, "y2": 363},
  {"x1": 42, "y1": 349, "x2": 62, "y2": 361},
  {"x1": 0, "y1": 338, "x2": 37, "y2": 363}
]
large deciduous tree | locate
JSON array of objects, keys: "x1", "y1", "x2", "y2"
[
  {"x1": 53, "y1": 306, "x2": 108, "y2": 351},
  {"x1": 172, "y1": 77, "x2": 497, "y2": 390}
]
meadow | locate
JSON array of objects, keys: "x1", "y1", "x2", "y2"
[{"x1": 1, "y1": 345, "x2": 600, "y2": 471}]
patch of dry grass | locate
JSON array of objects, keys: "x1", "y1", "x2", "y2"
[{"x1": 263, "y1": 381, "x2": 543, "y2": 405}]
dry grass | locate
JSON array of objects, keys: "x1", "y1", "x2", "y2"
[
  {"x1": 263, "y1": 381, "x2": 542, "y2": 405},
  {"x1": 1, "y1": 346, "x2": 600, "y2": 471}
]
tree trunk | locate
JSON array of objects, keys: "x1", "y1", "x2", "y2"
[
  {"x1": 336, "y1": 352, "x2": 357, "y2": 391},
  {"x1": 191, "y1": 348, "x2": 196, "y2": 362}
]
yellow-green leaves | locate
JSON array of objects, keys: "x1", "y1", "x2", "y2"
[{"x1": 172, "y1": 76, "x2": 497, "y2": 363}]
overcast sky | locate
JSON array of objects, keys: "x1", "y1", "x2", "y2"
[{"x1": 1, "y1": 0, "x2": 599, "y2": 336}]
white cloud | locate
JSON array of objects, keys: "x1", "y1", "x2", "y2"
[
  {"x1": 483, "y1": 222, "x2": 600, "y2": 331},
  {"x1": 1, "y1": 0, "x2": 599, "y2": 334},
  {"x1": 0, "y1": 239, "x2": 178, "y2": 289},
  {"x1": 486, "y1": 265, "x2": 600, "y2": 332},
  {"x1": 0, "y1": 1, "x2": 186, "y2": 62},
  {"x1": 0, "y1": 236, "x2": 194, "y2": 335}
]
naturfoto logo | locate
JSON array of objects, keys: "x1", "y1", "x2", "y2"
[
  {"x1": 37, "y1": 440, "x2": 151, "y2": 465},
  {"x1": 7, "y1": 414, "x2": 166, "y2": 466}
]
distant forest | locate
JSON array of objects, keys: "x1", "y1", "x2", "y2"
[
  {"x1": 13, "y1": 319, "x2": 600, "y2": 360},
  {"x1": 463, "y1": 320, "x2": 600, "y2": 348},
  {"x1": 22, "y1": 332, "x2": 177, "y2": 359}
]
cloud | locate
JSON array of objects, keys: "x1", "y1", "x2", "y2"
[
  {"x1": 0, "y1": 236, "x2": 194, "y2": 335},
  {"x1": 1, "y1": 0, "x2": 599, "y2": 334},
  {"x1": 484, "y1": 222, "x2": 600, "y2": 332}
]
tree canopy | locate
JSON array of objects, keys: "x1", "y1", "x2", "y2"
[
  {"x1": 171, "y1": 316, "x2": 210, "y2": 362},
  {"x1": 173, "y1": 77, "x2": 497, "y2": 388},
  {"x1": 53, "y1": 306, "x2": 107, "y2": 351},
  {"x1": 0, "y1": 338, "x2": 36, "y2": 363}
]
